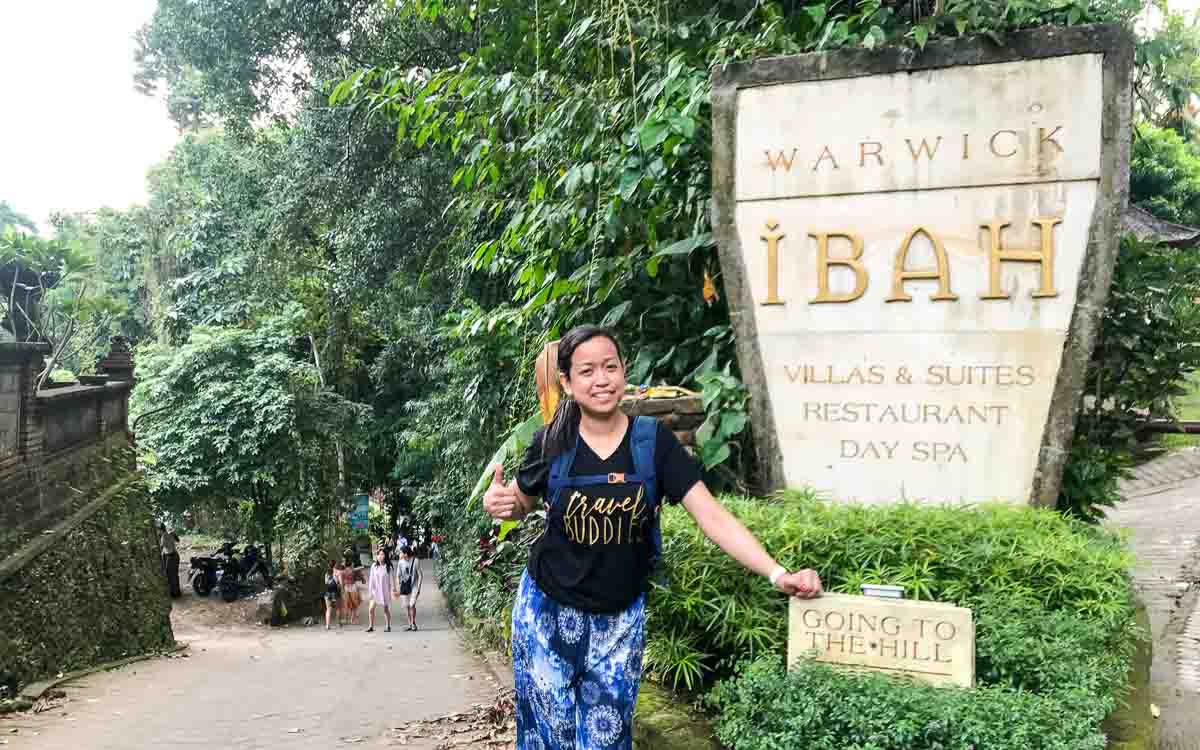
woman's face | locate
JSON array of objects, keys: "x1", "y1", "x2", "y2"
[
  {"x1": 375, "y1": 549, "x2": 385, "y2": 564},
  {"x1": 560, "y1": 336, "x2": 625, "y2": 416}
]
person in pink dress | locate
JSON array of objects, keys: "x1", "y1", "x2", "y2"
[{"x1": 366, "y1": 547, "x2": 393, "y2": 633}]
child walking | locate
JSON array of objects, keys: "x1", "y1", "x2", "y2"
[
  {"x1": 339, "y1": 556, "x2": 360, "y2": 625},
  {"x1": 395, "y1": 546, "x2": 423, "y2": 631},
  {"x1": 366, "y1": 547, "x2": 393, "y2": 633}
]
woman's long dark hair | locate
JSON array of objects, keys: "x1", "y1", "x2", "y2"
[
  {"x1": 374, "y1": 548, "x2": 392, "y2": 572},
  {"x1": 542, "y1": 325, "x2": 625, "y2": 460}
]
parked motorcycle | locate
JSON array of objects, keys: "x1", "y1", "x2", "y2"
[
  {"x1": 188, "y1": 551, "x2": 234, "y2": 599},
  {"x1": 188, "y1": 541, "x2": 271, "y2": 602}
]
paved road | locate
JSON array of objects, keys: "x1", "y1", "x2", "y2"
[
  {"x1": 2, "y1": 584, "x2": 501, "y2": 750},
  {"x1": 1110, "y1": 448, "x2": 1200, "y2": 743}
]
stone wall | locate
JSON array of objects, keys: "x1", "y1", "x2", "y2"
[
  {"x1": 0, "y1": 475, "x2": 174, "y2": 696},
  {"x1": 0, "y1": 344, "x2": 135, "y2": 562},
  {"x1": 0, "y1": 341, "x2": 172, "y2": 696}
]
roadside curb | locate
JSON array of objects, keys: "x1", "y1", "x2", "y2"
[
  {"x1": 19, "y1": 642, "x2": 190, "y2": 702},
  {"x1": 438, "y1": 591, "x2": 514, "y2": 690}
]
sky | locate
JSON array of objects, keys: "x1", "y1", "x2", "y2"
[{"x1": 0, "y1": 1, "x2": 178, "y2": 234}]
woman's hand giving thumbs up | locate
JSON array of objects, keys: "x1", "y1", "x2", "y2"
[{"x1": 483, "y1": 464, "x2": 529, "y2": 521}]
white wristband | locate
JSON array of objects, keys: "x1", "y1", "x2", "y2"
[{"x1": 768, "y1": 565, "x2": 788, "y2": 587}]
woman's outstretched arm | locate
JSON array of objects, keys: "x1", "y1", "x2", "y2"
[{"x1": 681, "y1": 482, "x2": 822, "y2": 598}]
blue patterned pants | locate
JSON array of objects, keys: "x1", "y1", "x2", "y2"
[{"x1": 511, "y1": 571, "x2": 646, "y2": 749}]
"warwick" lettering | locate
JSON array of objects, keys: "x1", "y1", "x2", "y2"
[{"x1": 763, "y1": 127, "x2": 1065, "y2": 172}]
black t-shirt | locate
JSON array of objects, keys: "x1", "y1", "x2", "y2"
[{"x1": 517, "y1": 418, "x2": 702, "y2": 614}]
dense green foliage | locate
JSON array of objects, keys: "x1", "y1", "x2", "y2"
[
  {"x1": 1061, "y1": 233, "x2": 1200, "y2": 520},
  {"x1": 1131, "y1": 124, "x2": 1200, "y2": 225},
  {"x1": 1134, "y1": 7, "x2": 1200, "y2": 136},
  {"x1": 1055, "y1": 12, "x2": 1200, "y2": 520},
  {"x1": 693, "y1": 496, "x2": 1137, "y2": 750},
  {"x1": 133, "y1": 312, "x2": 366, "y2": 563},
  {"x1": 709, "y1": 657, "x2": 1110, "y2": 750},
  {"x1": 1058, "y1": 121, "x2": 1200, "y2": 521},
  {"x1": 1089, "y1": 235, "x2": 1200, "y2": 438},
  {"x1": 0, "y1": 229, "x2": 126, "y2": 386},
  {"x1": 646, "y1": 492, "x2": 1136, "y2": 690}
]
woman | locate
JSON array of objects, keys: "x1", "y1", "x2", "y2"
[
  {"x1": 395, "y1": 545, "x2": 423, "y2": 631},
  {"x1": 483, "y1": 325, "x2": 822, "y2": 750},
  {"x1": 323, "y1": 561, "x2": 342, "y2": 630},
  {"x1": 339, "y1": 557, "x2": 360, "y2": 626},
  {"x1": 366, "y1": 547, "x2": 393, "y2": 633}
]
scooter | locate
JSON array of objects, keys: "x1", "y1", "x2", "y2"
[
  {"x1": 188, "y1": 552, "x2": 233, "y2": 598},
  {"x1": 188, "y1": 542, "x2": 244, "y2": 601}
]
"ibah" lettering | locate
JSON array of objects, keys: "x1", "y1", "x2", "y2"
[{"x1": 758, "y1": 217, "x2": 1062, "y2": 306}]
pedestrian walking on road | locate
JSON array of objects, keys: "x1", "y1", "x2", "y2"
[
  {"x1": 159, "y1": 524, "x2": 181, "y2": 598},
  {"x1": 395, "y1": 546, "x2": 423, "y2": 631},
  {"x1": 339, "y1": 557, "x2": 360, "y2": 625},
  {"x1": 366, "y1": 548, "x2": 392, "y2": 633},
  {"x1": 382, "y1": 537, "x2": 395, "y2": 580},
  {"x1": 483, "y1": 325, "x2": 823, "y2": 750},
  {"x1": 324, "y1": 561, "x2": 342, "y2": 630}
]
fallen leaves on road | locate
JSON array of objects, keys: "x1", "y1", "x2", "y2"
[
  {"x1": 32, "y1": 689, "x2": 67, "y2": 714},
  {"x1": 389, "y1": 689, "x2": 515, "y2": 749}
]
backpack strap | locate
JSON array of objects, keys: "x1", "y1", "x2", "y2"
[
  {"x1": 629, "y1": 416, "x2": 661, "y2": 557},
  {"x1": 548, "y1": 436, "x2": 580, "y2": 508}
]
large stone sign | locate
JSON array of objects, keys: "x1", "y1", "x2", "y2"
[
  {"x1": 712, "y1": 26, "x2": 1133, "y2": 504},
  {"x1": 788, "y1": 593, "x2": 975, "y2": 687}
]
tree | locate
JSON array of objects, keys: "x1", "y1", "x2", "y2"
[
  {"x1": 1061, "y1": 235, "x2": 1200, "y2": 521},
  {"x1": 1134, "y1": 5, "x2": 1200, "y2": 136},
  {"x1": 1130, "y1": 124, "x2": 1200, "y2": 226},
  {"x1": 49, "y1": 208, "x2": 163, "y2": 347},
  {"x1": 132, "y1": 310, "x2": 368, "y2": 562},
  {"x1": 134, "y1": 0, "x2": 458, "y2": 129},
  {"x1": 0, "y1": 229, "x2": 125, "y2": 387}
]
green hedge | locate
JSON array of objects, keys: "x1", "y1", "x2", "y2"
[
  {"x1": 708, "y1": 657, "x2": 1108, "y2": 750},
  {"x1": 646, "y1": 491, "x2": 1137, "y2": 690},
  {"x1": 644, "y1": 492, "x2": 1141, "y2": 750}
]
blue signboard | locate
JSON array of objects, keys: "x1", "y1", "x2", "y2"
[{"x1": 350, "y1": 493, "x2": 370, "y2": 530}]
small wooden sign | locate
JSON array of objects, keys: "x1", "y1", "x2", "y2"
[{"x1": 788, "y1": 593, "x2": 974, "y2": 688}]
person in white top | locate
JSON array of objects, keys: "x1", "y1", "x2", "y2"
[
  {"x1": 395, "y1": 546, "x2": 423, "y2": 631},
  {"x1": 159, "y1": 524, "x2": 181, "y2": 598}
]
